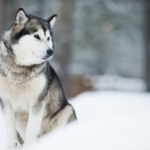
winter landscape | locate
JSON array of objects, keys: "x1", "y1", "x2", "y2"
[
  {"x1": 0, "y1": 0, "x2": 150, "y2": 150},
  {"x1": 0, "y1": 90, "x2": 150, "y2": 150}
]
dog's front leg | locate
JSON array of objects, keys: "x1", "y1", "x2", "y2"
[
  {"x1": 24, "y1": 102, "x2": 44, "y2": 147},
  {"x1": 3, "y1": 102, "x2": 17, "y2": 148}
]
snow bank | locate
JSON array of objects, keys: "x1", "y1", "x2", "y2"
[
  {"x1": 70, "y1": 91, "x2": 150, "y2": 120},
  {"x1": 0, "y1": 91, "x2": 150, "y2": 150}
]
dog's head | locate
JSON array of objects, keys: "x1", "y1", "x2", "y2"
[{"x1": 3, "y1": 8, "x2": 57, "y2": 66}]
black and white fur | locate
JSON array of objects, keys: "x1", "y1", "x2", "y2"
[{"x1": 0, "y1": 8, "x2": 76, "y2": 148}]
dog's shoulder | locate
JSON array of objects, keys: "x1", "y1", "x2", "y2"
[{"x1": 45, "y1": 63, "x2": 68, "y2": 107}]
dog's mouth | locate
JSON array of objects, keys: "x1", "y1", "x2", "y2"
[
  {"x1": 32, "y1": 52, "x2": 52, "y2": 61},
  {"x1": 32, "y1": 52, "x2": 45, "y2": 60},
  {"x1": 43, "y1": 56, "x2": 51, "y2": 60}
]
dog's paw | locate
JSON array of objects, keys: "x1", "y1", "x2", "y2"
[
  {"x1": 5, "y1": 145, "x2": 22, "y2": 150},
  {"x1": 5, "y1": 143, "x2": 17, "y2": 150},
  {"x1": 4, "y1": 141, "x2": 22, "y2": 150},
  {"x1": 16, "y1": 145, "x2": 23, "y2": 149},
  {"x1": 4, "y1": 146, "x2": 17, "y2": 150}
]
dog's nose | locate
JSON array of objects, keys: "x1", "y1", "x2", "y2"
[{"x1": 47, "y1": 49, "x2": 54, "y2": 56}]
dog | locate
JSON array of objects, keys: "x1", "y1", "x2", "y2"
[{"x1": 0, "y1": 8, "x2": 76, "y2": 148}]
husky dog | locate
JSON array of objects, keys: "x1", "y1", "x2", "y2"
[{"x1": 0, "y1": 8, "x2": 76, "y2": 148}]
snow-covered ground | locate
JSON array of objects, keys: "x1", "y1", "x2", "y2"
[{"x1": 0, "y1": 91, "x2": 150, "y2": 150}]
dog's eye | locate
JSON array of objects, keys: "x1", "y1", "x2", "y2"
[
  {"x1": 34, "y1": 35, "x2": 40, "y2": 40},
  {"x1": 47, "y1": 37, "x2": 50, "y2": 41}
]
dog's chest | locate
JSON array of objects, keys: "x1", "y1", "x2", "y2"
[{"x1": 0, "y1": 74, "x2": 46, "y2": 111}]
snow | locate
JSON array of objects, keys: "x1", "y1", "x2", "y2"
[{"x1": 0, "y1": 91, "x2": 150, "y2": 150}]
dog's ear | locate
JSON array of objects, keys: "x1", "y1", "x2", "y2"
[
  {"x1": 14, "y1": 8, "x2": 28, "y2": 27},
  {"x1": 47, "y1": 14, "x2": 57, "y2": 28}
]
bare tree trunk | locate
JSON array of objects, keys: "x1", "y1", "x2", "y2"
[
  {"x1": 0, "y1": 0, "x2": 7, "y2": 40},
  {"x1": 34, "y1": 0, "x2": 44, "y2": 16},
  {"x1": 57, "y1": 0, "x2": 75, "y2": 97},
  {"x1": 143, "y1": 0, "x2": 150, "y2": 92}
]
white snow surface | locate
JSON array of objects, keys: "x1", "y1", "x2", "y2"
[{"x1": 0, "y1": 91, "x2": 150, "y2": 150}]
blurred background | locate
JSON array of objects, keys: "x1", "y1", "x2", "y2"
[
  {"x1": 0, "y1": 0, "x2": 149, "y2": 98},
  {"x1": 1, "y1": 1, "x2": 150, "y2": 149}
]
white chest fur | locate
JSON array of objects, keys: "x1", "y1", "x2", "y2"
[{"x1": 0, "y1": 74, "x2": 46, "y2": 112}]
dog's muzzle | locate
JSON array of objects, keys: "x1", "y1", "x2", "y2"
[
  {"x1": 47, "y1": 49, "x2": 54, "y2": 56},
  {"x1": 43, "y1": 49, "x2": 54, "y2": 60}
]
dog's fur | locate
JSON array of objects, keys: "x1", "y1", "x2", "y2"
[{"x1": 0, "y1": 8, "x2": 76, "y2": 148}]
